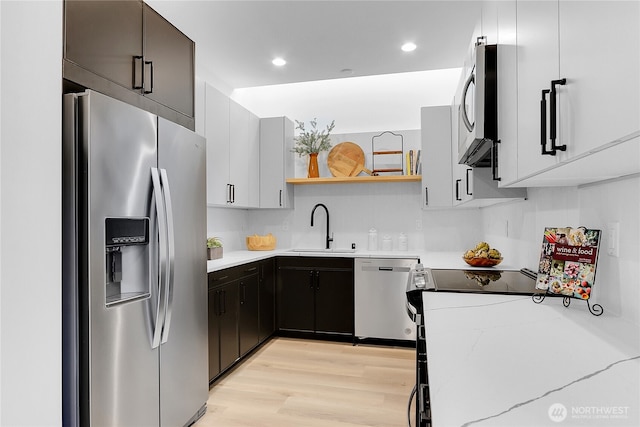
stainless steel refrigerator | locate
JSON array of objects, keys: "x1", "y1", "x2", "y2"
[{"x1": 62, "y1": 90, "x2": 208, "y2": 427}]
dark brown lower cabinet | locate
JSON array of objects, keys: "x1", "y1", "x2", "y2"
[
  {"x1": 276, "y1": 257, "x2": 354, "y2": 337},
  {"x1": 208, "y1": 261, "x2": 274, "y2": 384}
]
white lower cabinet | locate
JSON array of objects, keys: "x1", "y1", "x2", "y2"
[
  {"x1": 205, "y1": 83, "x2": 259, "y2": 207},
  {"x1": 259, "y1": 117, "x2": 295, "y2": 209}
]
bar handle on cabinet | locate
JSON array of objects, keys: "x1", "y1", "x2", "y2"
[
  {"x1": 465, "y1": 168, "x2": 473, "y2": 196},
  {"x1": 231, "y1": 184, "x2": 235, "y2": 203},
  {"x1": 541, "y1": 89, "x2": 553, "y2": 155},
  {"x1": 143, "y1": 60, "x2": 154, "y2": 94},
  {"x1": 315, "y1": 270, "x2": 320, "y2": 290},
  {"x1": 279, "y1": 189, "x2": 283, "y2": 207},
  {"x1": 240, "y1": 283, "x2": 246, "y2": 305},
  {"x1": 492, "y1": 140, "x2": 501, "y2": 181},
  {"x1": 424, "y1": 187, "x2": 429, "y2": 207},
  {"x1": 309, "y1": 270, "x2": 314, "y2": 288},
  {"x1": 133, "y1": 56, "x2": 143, "y2": 89},
  {"x1": 455, "y1": 179, "x2": 462, "y2": 201},
  {"x1": 550, "y1": 78, "x2": 567, "y2": 152}
]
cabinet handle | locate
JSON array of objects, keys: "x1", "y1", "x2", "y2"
[
  {"x1": 240, "y1": 283, "x2": 246, "y2": 305},
  {"x1": 491, "y1": 140, "x2": 501, "y2": 181},
  {"x1": 231, "y1": 184, "x2": 235, "y2": 203},
  {"x1": 216, "y1": 290, "x2": 222, "y2": 316},
  {"x1": 221, "y1": 290, "x2": 226, "y2": 314},
  {"x1": 279, "y1": 189, "x2": 283, "y2": 207},
  {"x1": 308, "y1": 270, "x2": 315, "y2": 288},
  {"x1": 541, "y1": 89, "x2": 552, "y2": 155},
  {"x1": 143, "y1": 60, "x2": 154, "y2": 94},
  {"x1": 455, "y1": 179, "x2": 462, "y2": 201},
  {"x1": 133, "y1": 56, "x2": 143, "y2": 89},
  {"x1": 424, "y1": 187, "x2": 429, "y2": 206},
  {"x1": 550, "y1": 78, "x2": 567, "y2": 152},
  {"x1": 315, "y1": 270, "x2": 320, "y2": 290},
  {"x1": 226, "y1": 184, "x2": 232, "y2": 204},
  {"x1": 245, "y1": 267, "x2": 257, "y2": 273},
  {"x1": 465, "y1": 169, "x2": 473, "y2": 196}
]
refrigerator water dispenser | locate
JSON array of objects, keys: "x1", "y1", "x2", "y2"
[{"x1": 105, "y1": 217, "x2": 150, "y2": 306}]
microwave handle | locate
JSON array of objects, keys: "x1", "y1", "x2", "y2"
[{"x1": 461, "y1": 72, "x2": 475, "y2": 133}]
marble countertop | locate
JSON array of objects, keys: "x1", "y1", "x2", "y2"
[
  {"x1": 207, "y1": 249, "x2": 522, "y2": 272},
  {"x1": 422, "y1": 292, "x2": 640, "y2": 426}
]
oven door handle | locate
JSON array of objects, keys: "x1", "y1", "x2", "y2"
[{"x1": 405, "y1": 300, "x2": 418, "y2": 323}]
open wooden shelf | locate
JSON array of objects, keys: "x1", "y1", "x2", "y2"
[{"x1": 286, "y1": 175, "x2": 422, "y2": 185}]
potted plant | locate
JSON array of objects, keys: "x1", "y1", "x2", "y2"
[
  {"x1": 207, "y1": 237, "x2": 223, "y2": 260},
  {"x1": 292, "y1": 118, "x2": 335, "y2": 178}
]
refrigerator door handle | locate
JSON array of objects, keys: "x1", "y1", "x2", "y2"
[
  {"x1": 151, "y1": 167, "x2": 168, "y2": 349},
  {"x1": 159, "y1": 168, "x2": 175, "y2": 344}
]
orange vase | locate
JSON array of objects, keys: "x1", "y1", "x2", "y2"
[{"x1": 308, "y1": 153, "x2": 319, "y2": 178}]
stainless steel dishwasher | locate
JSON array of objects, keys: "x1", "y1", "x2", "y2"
[{"x1": 355, "y1": 258, "x2": 419, "y2": 341}]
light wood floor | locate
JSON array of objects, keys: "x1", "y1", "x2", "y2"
[{"x1": 194, "y1": 337, "x2": 416, "y2": 427}]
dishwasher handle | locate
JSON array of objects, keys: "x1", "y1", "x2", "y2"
[{"x1": 361, "y1": 265, "x2": 412, "y2": 273}]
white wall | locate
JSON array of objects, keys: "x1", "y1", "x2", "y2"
[
  {"x1": 0, "y1": 1, "x2": 62, "y2": 425},
  {"x1": 482, "y1": 175, "x2": 640, "y2": 326}
]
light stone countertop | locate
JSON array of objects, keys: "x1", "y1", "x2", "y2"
[
  {"x1": 207, "y1": 250, "x2": 522, "y2": 272},
  {"x1": 422, "y1": 292, "x2": 640, "y2": 426}
]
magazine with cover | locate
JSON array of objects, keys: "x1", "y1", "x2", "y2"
[{"x1": 535, "y1": 227, "x2": 601, "y2": 300}]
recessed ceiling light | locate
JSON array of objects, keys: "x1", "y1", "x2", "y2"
[
  {"x1": 272, "y1": 57, "x2": 286, "y2": 66},
  {"x1": 401, "y1": 42, "x2": 417, "y2": 52}
]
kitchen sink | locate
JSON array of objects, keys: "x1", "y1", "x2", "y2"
[{"x1": 289, "y1": 248, "x2": 356, "y2": 254}]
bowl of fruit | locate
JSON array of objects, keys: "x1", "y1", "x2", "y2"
[{"x1": 463, "y1": 242, "x2": 503, "y2": 267}]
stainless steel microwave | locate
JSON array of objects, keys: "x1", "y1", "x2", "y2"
[{"x1": 457, "y1": 38, "x2": 497, "y2": 167}]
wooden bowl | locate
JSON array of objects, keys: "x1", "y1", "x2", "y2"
[
  {"x1": 463, "y1": 257, "x2": 503, "y2": 267},
  {"x1": 246, "y1": 233, "x2": 277, "y2": 251}
]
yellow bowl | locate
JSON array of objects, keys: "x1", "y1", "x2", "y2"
[{"x1": 463, "y1": 256, "x2": 503, "y2": 267}]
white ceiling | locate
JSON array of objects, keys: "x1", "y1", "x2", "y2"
[{"x1": 147, "y1": 0, "x2": 483, "y2": 132}]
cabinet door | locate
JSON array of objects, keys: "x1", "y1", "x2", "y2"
[
  {"x1": 315, "y1": 268, "x2": 354, "y2": 335},
  {"x1": 64, "y1": 0, "x2": 143, "y2": 90},
  {"x1": 259, "y1": 259, "x2": 276, "y2": 341},
  {"x1": 495, "y1": 0, "x2": 518, "y2": 185},
  {"x1": 143, "y1": 3, "x2": 194, "y2": 117},
  {"x1": 238, "y1": 274, "x2": 260, "y2": 356},
  {"x1": 558, "y1": 1, "x2": 640, "y2": 157},
  {"x1": 207, "y1": 289, "x2": 221, "y2": 382},
  {"x1": 516, "y1": 1, "x2": 561, "y2": 179},
  {"x1": 247, "y1": 112, "x2": 261, "y2": 207},
  {"x1": 219, "y1": 283, "x2": 239, "y2": 371},
  {"x1": 205, "y1": 84, "x2": 230, "y2": 205},
  {"x1": 260, "y1": 117, "x2": 295, "y2": 209},
  {"x1": 421, "y1": 106, "x2": 453, "y2": 208},
  {"x1": 229, "y1": 101, "x2": 250, "y2": 206},
  {"x1": 277, "y1": 267, "x2": 315, "y2": 332}
]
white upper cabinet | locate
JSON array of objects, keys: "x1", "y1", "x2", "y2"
[
  {"x1": 557, "y1": 1, "x2": 640, "y2": 157},
  {"x1": 514, "y1": 0, "x2": 562, "y2": 181},
  {"x1": 259, "y1": 117, "x2": 295, "y2": 209},
  {"x1": 421, "y1": 106, "x2": 454, "y2": 208},
  {"x1": 498, "y1": 0, "x2": 640, "y2": 187},
  {"x1": 204, "y1": 83, "x2": 259, "y2": 207},
  {"x1": 205, "y1": 84, "x2": 230, "y2": 206}
]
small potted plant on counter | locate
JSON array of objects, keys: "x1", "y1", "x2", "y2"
[
  {"x1": 292, "y1": 117, "x2": 335, "y2": 178},
  {"x1": 207, "y1": 237, "x2": 223, "y2": 260}
]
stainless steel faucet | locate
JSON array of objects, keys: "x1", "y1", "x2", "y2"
[{"x1": 311, "y1": 203, "x2": 333, "y2": 249}]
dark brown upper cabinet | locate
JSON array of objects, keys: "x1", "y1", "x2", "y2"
[{"x1": 64, "y1": 0, "x2": 195, "y2": 130}]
